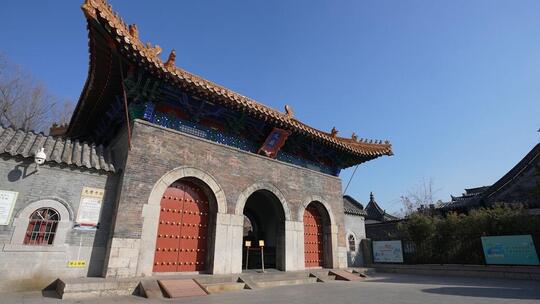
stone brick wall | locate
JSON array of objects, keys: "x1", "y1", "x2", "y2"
[
  {"x1": 107, "y1": 119, "x2": 347, "y2": 276},
  {"x1": 0, "y1": 156, "x2": 118, "y2": 291}
]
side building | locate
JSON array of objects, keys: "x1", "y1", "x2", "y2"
[
  {"x1": 342, "y1": 195, "x2": 367, "y2": 267},
  {"x1": 439, "y1": 143, "x2": 540, "y2": 214},
  {"x1": 364, "y1": 193, "x2": 402, "y2": 240},
  {"x1": 0, "y1": 126, "x2": 119, "y2": 289}
]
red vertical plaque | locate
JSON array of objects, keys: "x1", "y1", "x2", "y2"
[{"x1": 258, "y1": 128, "x2": 290, "y2": 158}]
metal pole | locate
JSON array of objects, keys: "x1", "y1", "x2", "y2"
[
  {"x1": 118, "y1": 58, "x2": 132, "y2": 150},
  {"x1": 245, "y1": 246, "x2": 249, "y2": 270},
  {"x1": 261, "y1": 247, "x2": 265, "y2": 273},
  {"x1": 77, "y1": 233, "x2": 83, "y2": 261}
]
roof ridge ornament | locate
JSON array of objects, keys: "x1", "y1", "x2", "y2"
[
  {"x1": 128, "y1": 24, "x2": 139, "y2": 40},
  {"x1": 330, "y1": 127, "x2": 338, "y2": 138},
  {"x1": 81, "y1": 0, "x2": 98, "y2": 18},
  {"x1": 146, "y1": 42, "x2": 162, "y2": 58},
  {"x1": 351, "y1": 132, "x2": 358, "y2": 142},
  {"x1": 164, "y1": 50, "x2": 176, "y2": 69},
  {"x1": 284, "y1": 105, "x2": 294, "y2": 119}
]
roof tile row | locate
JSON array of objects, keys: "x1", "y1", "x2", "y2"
[{"x1": 0, "y1": 125, "x2": 115, "y2": 172}]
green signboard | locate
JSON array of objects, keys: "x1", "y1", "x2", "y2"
[{"x1": 481, "y1": 235, "x2": 539, "y2": 265}]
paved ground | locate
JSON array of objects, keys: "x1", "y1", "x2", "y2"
[{"x1": 4, "y1": 273, "x2": 540, "y2": 304}]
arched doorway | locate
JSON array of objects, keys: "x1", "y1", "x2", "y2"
[
  {"x1": 153, "y1": 179, "x2": 217, "y2": 272},
  {"x1": 303, "y1": 202, "x2": 332, "y2": 268},
  {"x1": 242, "y1": 190, "x2": 286, "y2": 270}
]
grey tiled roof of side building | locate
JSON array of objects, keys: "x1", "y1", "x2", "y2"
[
  {"x1": 0, "y1": 125, "x2": 116, "y2": 173},
  {"x1": 343, "y1": 195, "x2": 367, "y2": 216}
]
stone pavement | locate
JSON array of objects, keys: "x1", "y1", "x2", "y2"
[{"x1": 3, "y1": 273, "x2": 540, "y2": 304}]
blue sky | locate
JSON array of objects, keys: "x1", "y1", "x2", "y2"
[{"x1": 1, "y1": 1, "x2": 539, "y2": 214}]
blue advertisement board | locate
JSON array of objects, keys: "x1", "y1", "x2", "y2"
[{"x1": 481, "y1": 235, "x2": 539, "y2": 266}]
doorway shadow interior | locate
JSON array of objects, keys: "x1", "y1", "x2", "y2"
[{"x1": 242, "y1": 190, "x2": 286, "y2": 271}]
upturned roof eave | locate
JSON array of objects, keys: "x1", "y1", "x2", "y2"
[{"x1": 75, "y1": 0, "x2": 393, "y2": 163}]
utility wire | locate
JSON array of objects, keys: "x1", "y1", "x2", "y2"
[{"x1": 343, "y1": 164, "x2": 359, "y2": 194}]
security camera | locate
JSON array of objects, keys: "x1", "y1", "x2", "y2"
[{"x1": 34, "y1": 148, "x2": 46, "y2": 166}]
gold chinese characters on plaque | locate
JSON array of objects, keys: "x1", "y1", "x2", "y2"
[{"x1": 76, "y1": 187, "x2": 105, "y2": 227}]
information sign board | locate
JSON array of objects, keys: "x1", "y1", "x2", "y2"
[
  {"x1": 0, "y1": 190, "x2": 18, "y2": 225},
  {"x1": 76, "y1": 187, "x2": 105, "y2": 227},
  {"x1": 373, "y1": 240, "x2": 404, "y2": 263},
  {"x1": 481, "y1": 235, "x2": 539, "y2": 266}
]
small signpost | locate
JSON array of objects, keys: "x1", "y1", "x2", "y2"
[
  {"x1": 244, "y1": 239, "x2": 266, "y2": 272},
  {"x1": 245, "y1": 240, "x2": 251, "y2": 270},
  {"x1": 259, "y1": 240, "x2": 265, "y2": 273}
]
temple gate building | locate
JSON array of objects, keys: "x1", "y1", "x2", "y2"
[{"x1": 0, "y1": 0, "x2": 391, "y2": 289}]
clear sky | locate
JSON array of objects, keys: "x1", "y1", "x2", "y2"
[{"x1": 1, "y1": 1, "x2": 539, "y2": 214}]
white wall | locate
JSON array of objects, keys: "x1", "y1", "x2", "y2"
[{"x1": 344, "y1": 214, "x2": 366, "y2": 267}]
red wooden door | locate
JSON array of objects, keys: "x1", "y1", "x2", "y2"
[
  {"x1": 153, "y1": 181, "x2": 209, "y2": 272},
  {"x1": 304, "y1": 205, "x2": 324, "y2": 267}
]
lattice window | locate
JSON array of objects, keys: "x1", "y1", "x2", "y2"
[
  {"x1": 348, "y1": 234, "x2": 356, "y2": 252},
  {"x1": 23, "y1": 208, "x2": 60, "y2": 245}
]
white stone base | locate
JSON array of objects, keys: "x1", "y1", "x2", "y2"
[{"x1": 106, "y1": 238, "x2": 141, "y2": 278}]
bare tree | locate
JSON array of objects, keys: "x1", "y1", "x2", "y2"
[
  {"x1": 400, "y1": 178, "x2": 441, "y2": 216},
  {"x1": 53, "y1": 99, "x2": 75, "y2": 126},
  {"x1": 0, "y1": 53, "x2": 73, "y2": 133}
]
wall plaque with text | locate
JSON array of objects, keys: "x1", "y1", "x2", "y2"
[
  {"x1": 76, "y1": 187, "x2": 105, "y2": 227},
  {"x1": 0, "y1": 190, "x2": 18, "y2": 225}
]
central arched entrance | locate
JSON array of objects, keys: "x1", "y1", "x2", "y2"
[
  {"x1": 153, "y1": 179, "x2": 217, "y2": 272},
  {"x1": 242, "y1": 190, "x2": 286, "y2": 270}
]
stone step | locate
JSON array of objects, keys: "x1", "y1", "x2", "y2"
[
  {"x1": 137, "y1": 280, "x2": 164, "y2": 299},
  {"x1": 237, "y1": 275, "x2": 260, "y2": 290},
  {"x1": 202, "y1": 282, "x2": 247, "y2": 293},
  {"x1": 241, "y1": 271, "x2": 311, "y2": 281},
  {"x1": 158, "y1": 279, "x2": 208, "y2": 298},
  {"x1": 314, "y1": 274, "x2": 337, "y2": 282},
  {"x1": 193, "y1": 275, "x2": 243, "y2": 285},
  {"x1": 255, "y1": 277, "x2": 318, "y2": 288},
  {"x1": 351, "y1": 267, "x2": 373, "y2": 277},
  {"x1": 56, "y1": 277, "x2": 140, "y2": 300},
  {"x1": 351, "y1": 269, "x2": 369, "y2": 278},
  {"x1": 307, "y1": 270, "x2": 336, "y2": 283},
  {"x1": 330, "y1": 270, "x2": 364, "y2": 281}
]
